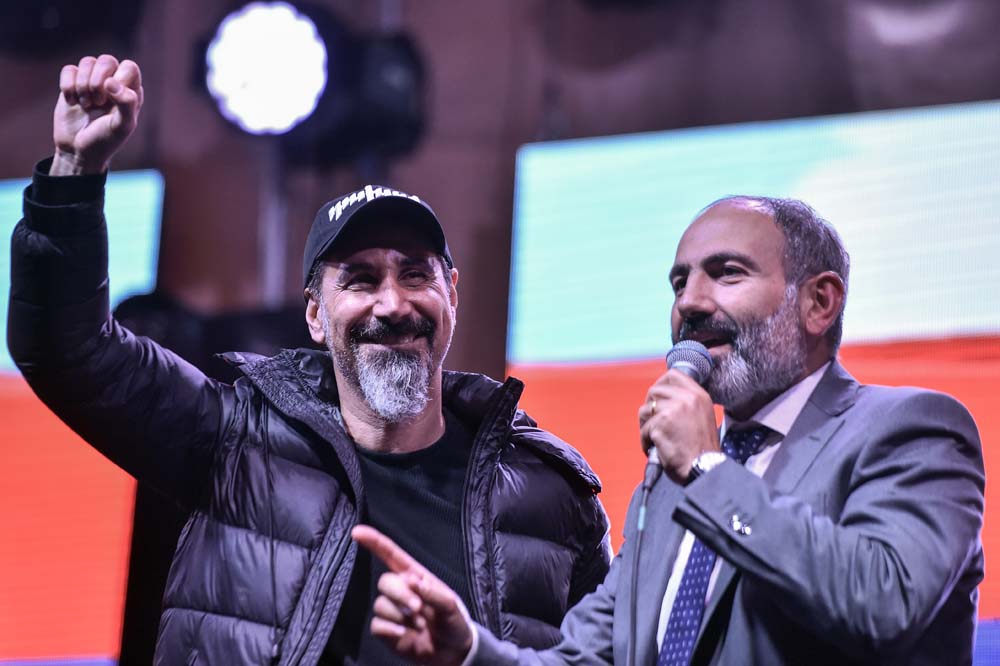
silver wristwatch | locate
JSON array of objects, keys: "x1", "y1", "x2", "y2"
[{"x1": 688, "y1": 451, "x2": 728, "y2": 483}]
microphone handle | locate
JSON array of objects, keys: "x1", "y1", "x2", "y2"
[
  {"x1": 629, "y1": 448, "x2": 663, "y2": 666},
  {"x1": 643, "y1": 447, "x2": 663, "y2": 494}
]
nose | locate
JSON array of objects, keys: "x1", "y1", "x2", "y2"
[
  {"x1": 674, "y1": 272, "x2": 716, "y2": 320},
  {"x1": 371, "y1": 279, "x2": 415, "y2": 321}
]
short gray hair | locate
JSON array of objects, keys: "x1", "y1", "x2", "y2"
[{"x1": 707, "y1": 196, "x2": 850, "y2": 351}]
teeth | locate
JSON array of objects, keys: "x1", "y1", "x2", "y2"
[{"x1": 377, "y1": 335, "x2": 415, "y2": 344}]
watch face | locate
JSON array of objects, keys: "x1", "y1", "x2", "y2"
[
  {"x1": 707, "y1": 452, "x2": 728, "y2": 465},
  {"x1": 695, "y1": 452, "x2": 727, "y2": 474}
]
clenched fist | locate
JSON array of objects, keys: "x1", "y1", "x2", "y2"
[
  {"x1": 638, "y1": 368, "x2": 721, "y2": 484},
  {"x1": 51, "y1": 54, "x2": 143, "y2": 175}
]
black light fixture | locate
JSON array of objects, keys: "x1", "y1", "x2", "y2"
[{"x1": 283, "y1": 31, "x2": 426, "y2": 168}]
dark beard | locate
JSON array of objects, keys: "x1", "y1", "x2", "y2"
[{"x1": 348, "y1": 316, "x2": 435, "y2": 348}]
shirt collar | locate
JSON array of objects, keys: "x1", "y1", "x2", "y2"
[{"x1": 722, "y1": 360, "x2": 831, "y2": 438}]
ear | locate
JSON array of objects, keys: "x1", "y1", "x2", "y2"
[
  {"x1": 448, "y1": 268, "x2": 459, "y2": 310},
  {"x1": 305, "y1": 289, "x2": 326, "y2": 345},
  {"x1": 799, "y1": 271, "x2": 845, "y2": 340}
]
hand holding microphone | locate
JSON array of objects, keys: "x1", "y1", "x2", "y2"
[{"x1": 639, "y1": 340, "x2": 719, "y2": 487}]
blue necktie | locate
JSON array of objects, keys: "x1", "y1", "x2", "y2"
[{"x1": 656, "y1": 426, "x2": 770, "y2": 666}]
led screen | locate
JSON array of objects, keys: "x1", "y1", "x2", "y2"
[{"x1": 0, "y1": 170, "x2": 163, "y2": 665}]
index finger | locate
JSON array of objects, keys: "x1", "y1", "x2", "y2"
[
  {"x1": 666, "y1": 367, "x2": 703, "y2": 389},
  {"x1": 59, "y1": 64, "x2": 79, "y2": 106},
  {"x1": 352, "y1": 524, "x2": 427, "y2": 574}
]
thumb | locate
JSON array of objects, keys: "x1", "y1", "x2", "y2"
[
  {"x1": 417, "y1": 574, "x2": 466, "y2": 617},
  {"x1": 104, "y1": 77, "x2": 123, "y2": 97},
  {"x1": 104, "y1": 78, "x2": 140, "y2": 132}
]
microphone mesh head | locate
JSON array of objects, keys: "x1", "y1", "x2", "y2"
[{"x1": 666, "y1": 340, "x2": 714, "y2": 385}]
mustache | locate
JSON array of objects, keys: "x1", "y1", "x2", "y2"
[
  {"x1": 349, "y1": 316, "x2": 436, "y2": 345},
  {"x1": 676, "y1": 314, "x2": 740, "y2": 344}
]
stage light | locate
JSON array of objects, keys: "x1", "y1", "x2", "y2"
[
  {"x1": 205, "y1": 2, "x2": 328, "y2": 135},
  {"x1": 198, "y1": 2, "x2": 426, "y2": 166}
]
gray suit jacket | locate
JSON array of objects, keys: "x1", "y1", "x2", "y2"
[{"x1": 475, "y1": 360, "x2": 985, "y2": 665}]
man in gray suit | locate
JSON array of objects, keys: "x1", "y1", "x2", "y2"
[{"x1": 353, "y1": 196, "x2": 986, "y2": 665}]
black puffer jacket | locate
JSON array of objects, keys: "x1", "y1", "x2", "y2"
[{"x1": 8, "y1": 162, "x2": 612, "y2": 665}]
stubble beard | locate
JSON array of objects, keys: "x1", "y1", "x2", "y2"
[
  {"x1": 321, "y1": 302, "x2": 448, "y2": 423},
  {"x1": 680, "y1": 284, "x2": 808, "y2": 415}
]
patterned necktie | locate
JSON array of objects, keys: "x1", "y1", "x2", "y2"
[{"x1": 656, "y1": 426, "x2": 770, "y2": 666}]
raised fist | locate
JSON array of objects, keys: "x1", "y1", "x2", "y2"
[{"x1": 51, "y1": 55, "x2": 143, "y2": 175}]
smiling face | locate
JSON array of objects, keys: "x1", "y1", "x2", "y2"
[
  {"x1": 305, "y1": 222, "x2": 458, "y2": 423},
  {"x1": 669, "y1": 200, "x2": 809, "y2": 416}
]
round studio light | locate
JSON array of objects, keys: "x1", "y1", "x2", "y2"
[{"x1": 205, "y1": 2, "x2": 328, "y2": 135}]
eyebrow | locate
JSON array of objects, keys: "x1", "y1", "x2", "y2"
[
  {"x1": 669, "y1": 251, "x2": 762, "y2": 282},
  {"x1": 398, "y1": 255, "x2": 435, "y2": 269},
  {"x1": 334, "y1": 261, "x2": 376, "y2": 277},
  {"x1": 333, "y1": 255, "x2": 435, "y2": 277},
  {"x1": 706, "y1": 251, "x2": 761, "y2": 272},
  {"x1": 668, "y1": 263, "x2": 689, "y2": 283}
]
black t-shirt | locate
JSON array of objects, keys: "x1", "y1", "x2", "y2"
[{"x1": 320, "y1": 408, "x2": 474, "y2": 665}]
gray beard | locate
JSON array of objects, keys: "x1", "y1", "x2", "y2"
[
  {"x1": 321, "y1": 305, "x2": 434, "y2": 424},
  {"x1": 705, "y1": 284, "x2": 807, "y2": 415},
  {"x1": 346, "y1": 345, "x2": 431, "y2": 423}
]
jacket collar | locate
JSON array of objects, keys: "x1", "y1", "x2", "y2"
[
  {"x1": 762, "y1": 358, "x2": 859, "y2": 493},
  {"x1": 223, "y1": 348, "x2": 515, "y2": 428},
  {"x1": 220, "y1": 348, "x2": 602, "y2": 493}
]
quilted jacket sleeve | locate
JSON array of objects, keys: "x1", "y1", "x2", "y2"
[
  {"x1": 7, "y1": 159, "x2": 228, "y2": 506},
  {"x1": 567, "y1": 494, "x2": 613, "y2": 608}
]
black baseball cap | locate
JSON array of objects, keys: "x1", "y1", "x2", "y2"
[{"x1": 302, "y1": 184, "x2": 453, "y2": 289}]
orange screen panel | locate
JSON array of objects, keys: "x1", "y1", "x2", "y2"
[{"x1": 0, "y1": 375, "x2": 135, "y2": 660}]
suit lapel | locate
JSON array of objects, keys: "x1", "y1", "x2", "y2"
[
  {"x1": 763, "y1": 360, "x2": 857, "y2": 493},
  {"x1": 693, "y1": 360, "x2": 860, "y2": 651}
]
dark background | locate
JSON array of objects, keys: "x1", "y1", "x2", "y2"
[{"x1": 4, "y1": 0, "x2": 1000, "y2": 381}]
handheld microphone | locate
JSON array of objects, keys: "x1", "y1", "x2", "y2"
[
  {"x1": 629, "y1": 339, "x2": 713, "y2": 666},
  {"x1": 642, "y1": 340, "x2": 714, "y2": 490}
]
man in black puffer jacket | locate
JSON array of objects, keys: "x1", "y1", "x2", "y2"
[{"x1": 8, "y1": 55, "x2": 611, "y2": 665}]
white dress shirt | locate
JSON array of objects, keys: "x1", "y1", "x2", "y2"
[{"x1": 655, "y1": 361, "x2": 831, "y2": 649}]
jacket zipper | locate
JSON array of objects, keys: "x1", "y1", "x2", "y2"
[
  {"x1": 283, "y1": 521, "x2": 353, "y2": 664},
  {"x1": 460, "y1": 380, "x2": 518, "y2": 635}
]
